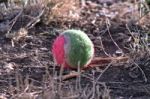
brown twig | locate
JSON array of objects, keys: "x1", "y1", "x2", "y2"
[
  {"x1": 88, "y1": 56, "x2": 129, "y2": 68},
  {"x1": 61, "y1": 56, "x2": 129, "y2": 81},
  {"x1": 61, "y1": 71, "x2": 82, "y2": 81}
]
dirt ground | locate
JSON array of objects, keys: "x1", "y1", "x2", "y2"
[{"x1": 0, "y1": 0, "x2": 150, "y2": 99}]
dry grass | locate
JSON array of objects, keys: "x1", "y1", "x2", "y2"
[{"x1": 0, "y1": 0, "x2": 150, "y2": 99}]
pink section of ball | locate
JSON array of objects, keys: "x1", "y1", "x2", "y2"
[
  {"x1": 52, "y1": 35, "x2": 71, "y2": 68},
  {"x1": 52, "y1": 35, "x2": 65, "y2": 65}
]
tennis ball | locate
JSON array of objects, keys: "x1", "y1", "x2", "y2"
[{"x1": 52, "y1": 29, "x2": 94, "y2": 69}]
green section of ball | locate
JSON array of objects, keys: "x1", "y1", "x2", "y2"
[{"x1": 62, "y1": 29, "x2": 94, "y2": 68}]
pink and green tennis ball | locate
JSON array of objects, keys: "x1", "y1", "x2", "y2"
[{"x1": 52, "y1": 29, "x2": 94, "y2": 69}]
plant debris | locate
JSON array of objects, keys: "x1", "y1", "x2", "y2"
[{"x1": 0, "y1": 0, "x2": 150, "y2": 98}]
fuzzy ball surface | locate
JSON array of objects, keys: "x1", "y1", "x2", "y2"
[{"x1": 52, "y1": 29, "x2": 94, "y2": 69}]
